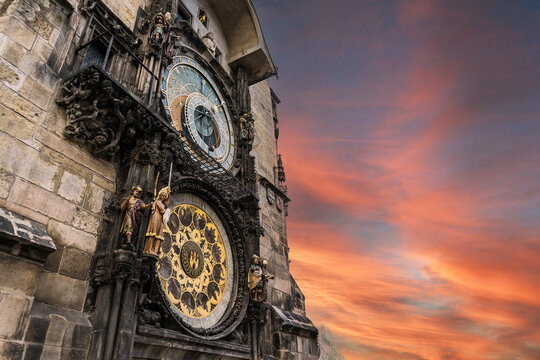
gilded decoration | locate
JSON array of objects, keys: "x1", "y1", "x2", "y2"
[{"x1": 157, "y1": 204, "x2": 228, "y2": 319}]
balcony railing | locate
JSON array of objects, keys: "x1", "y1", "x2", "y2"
[{"x1": 75, "y1": 30, "x2": 161, "y2": 108}]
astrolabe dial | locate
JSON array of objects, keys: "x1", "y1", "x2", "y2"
[
  {"x1": 161, "y1": 56, "x2": 235, "y2": 170},
  {"x1": 156, "y1": 204, "x2": 232, "y2": 327}
]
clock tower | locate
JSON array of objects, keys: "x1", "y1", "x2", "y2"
[{"x1": 0, "y1": 0, "x2": 319, "y2": 359}]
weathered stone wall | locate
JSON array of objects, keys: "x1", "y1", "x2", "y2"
[
  {"x1": 0, "y1": 1, "x2": 114, "y2": 358},
  {"x1": 250, "y1": 80, "x2": 292, "y2": 307},
  {"x1": 101, "y1": 0, "x2": 148, "y2": 31},
  {"x1": 175, "y1": 0, "x2": 231, "y2": 72}
]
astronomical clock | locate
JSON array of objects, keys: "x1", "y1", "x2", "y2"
[
  {"x1": 151, "y1": 54, "x2": 246, "y2": 339},
  {"x1": 162, "y1": 56, "x2": 236, "y2": 170}
]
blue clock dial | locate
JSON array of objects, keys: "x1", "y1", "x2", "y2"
[{"x1": 162, "y1": 56, "x2": 235, "y2": 170}]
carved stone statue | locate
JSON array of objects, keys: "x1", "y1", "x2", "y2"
[
  {"x1": 143, "y1": 186, "x2": 171, "y2": 256},
  {"x1": 260, "y1": 259, "x2": 274, "y2": 301},
  {"x1": 248, "y1": 254, "x2": 262, "y2": 301},
  {"x1": 248, "y1": 254, "x2": 273, "y2": 302},
  {"x1": 239, "y1": 113, "x2": 254, "y2": 141},
  {"x1": 202, "y1": 32, "x2": 216, "y2": 56},
  {"x1": 149, "y1": 12, "x2": 171, "y2": 47},
  {"x1": 120, "y1": 185, "x2": 148, "y2": 246}
]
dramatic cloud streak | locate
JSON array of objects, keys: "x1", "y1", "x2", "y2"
[{"x1": 254, "y1": 0, "x2": 540, "y2": 359}]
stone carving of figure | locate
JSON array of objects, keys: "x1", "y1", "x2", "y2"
[
  {"x1": 202, "y1": 32, "x2": 216, "y2": 56},
  {"x1": 239, "y1": 113, "x2": 254, "y2": 141},
  {"x1": 248, "y1": 254, "x2": 263, "y2": 301},
  {"x1": 143, "y1": 186, "x2": 171, "y2": 256},
  {"x1": 150, "y1": 12, "x2": 171, "y2": 47},
  {"x1": 248, "y1": 255, "x2": 274, "y2": 302},
  {"x1": 120, "y1": 185, "x2": 148, "y2": 246},
  {"x1": 260, "y1": 259, "x2": 274, "y2": 301}
]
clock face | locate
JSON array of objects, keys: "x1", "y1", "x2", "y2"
[
  {"x1": 162, "y1": 56, "x2": 235, "y2": 170},
  {"x1": 157, "y1": 203, "x2": 234, "y2": 328}
]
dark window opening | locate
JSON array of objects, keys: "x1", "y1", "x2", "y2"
[{"x1": 176, "y1": 2, "x2": 192, "y2": 24}]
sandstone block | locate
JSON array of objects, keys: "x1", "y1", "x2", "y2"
[
  {"x1": 32, "y1": 36, "x2": 54, "y2": 62},
  {"x1": 35, "y1": 128, "x2": 116, "y2": 181},
  {"x1": 41, "y1": 147, "x2": 93, "y2": 181},
  {"x1": 57, "y1": 171, "x2": 87, "y2": 204},
  {"x1": 0, "y1": 340, "x2": 24, "y2": 359},
  {"x1": 0, "y1": 169, "x2": 15, "y2": 198},
  {"x1": 25, "y1": 12, "x2": 54, "y2": 41},
  {"x1": 19, "y1": 76, "x2": 53, "y2": 110},
  {"x1": 273, "y1": 277, "x2": 292, "y2": 295},
  {"x1": 19, "y1": 53, "x2": 58, "y2": 90},
  {"x1": 3, "y1": 17, "x2": 36, "y2": 50},
  {"x1": 0, "y1": 58, "x2": 25, "y2": 91},
  {"x1": 0, "y1": 199, "x2": 49, "y2": 225},
  {"x1": 72, "y1": 207, "x2": 100, "y2": 235},
  {"x1": 9, "y1": 179, "x2": 76, "y2": 222},
  {"x1": 92, "y1": 174, "x2": 116, "y2": 193},
  {"x1": 59, "y1": 247, "x2": 91, "y2": 280},
  {"x1": 0, "y1": 291, "x2": 32, "y2": 340},
  {"x1": 0, "y1": 135, "x2": 61, "y2": 191},
  {"x1": 0, "y1": 34, "x2": 25, "y2": 66},
  {"x1": 0, "y1": 103, "x2": 35, "y2": 141},
  {"x1": 0, "y1": 254, "x2": 41, "y2": 296},
  {"x1": 47, "y1": 220, "x2": 97, "y2": 253},
  {"x1": 34, "y1": 272, "x2": 87, "y2": 311},
  {"x1": 84, "y1": 183, "x2": 106, "y2": 213},
  {"x1": 0, "y1": 84, "x2": 43, "y2": 123},
  {"x1": 44, "y1": 244, "x2": 64, "y2": 273}
]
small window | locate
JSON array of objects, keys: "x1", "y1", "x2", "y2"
[
  {"x1": 177, "y1": 2, "x2": 192, "y2": 24},
  {"x1": 198, "y1": 9, "x2": 208, "y2": 28}
]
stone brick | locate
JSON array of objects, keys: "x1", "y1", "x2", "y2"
[
  {"x1": 0, "y1": 84, "x2": 43, "y2": 123},
  {"x1": 0, "y1": 169, "x2": 15, "y2": 198},
  {"x1": 24, "y1": 316, "x2": 50, "y2": 344},
  {"x1": 43, "y1": 244, "x2": 64, "y2": 273},
  {"x1": 58, "y1": 247, "x2": 91, "y2": 280},
  {"x1": 47, "y1": 220, "x2": 97, "y2": 253},
  {"x1": 38, "y1": 345, "x2": 62, "y2": 359},
  {"x1": 0, "y1": 291, "x2": 32, "y2": 340},
  {"x1": 43, "y1": 314, "x2": 70, "y2": 346},
  {"x1": 57, "y1": 171, "x2": 87, "y2": 204},
  {"x1": 41, "y1": 148, "x2": 94, "y2": 181},
  {"x1": 25, "y1": 12, "x2": 54, "y2": 41},
  {"x1": 71, "y1": 207, "x2": 100, "y2": 235},
  {"x1": 84, "y1": 183, "x2": 106, "y2": 213},
  {"x1": 19, "y1": 53, "x2": 58, "y2": 90},
  {"x1": 92, "y1": 174, "x2": 116, "y2": 193},
  {"x1": 0, "y1": 34, "x2": 26, "y2": 66},
  {"x1": 9, "y1": 179, "x2": 75, "y2": 223},
  {"x1": 2, "y1": 16, "x2": 36, "y2": 50},
  {"x1": 32, "y1": 36, "x2": 54, "y2": 62},
  {"x1": 24, "y1": 344, "x2": 43, "y2": 360},
  {"x1": 0, "y1": 254, "x2": 41, "y2": 296},
  {"x1": 0, "y1": 200, "x2": 48, "y2": 226},
  {"x1": 35, "y1": 128, "x2": 116, "y2": 181},
  {"x1": 0, "y1": 340, "x2": 24, "y2": 359},
  {"x1": 18, "y1": 76, "x2": 53, "y2": 110},
  {"x1": 0, "y1": 134, "x2": 53, "y2": 184},
  {"x1": 0, "y1": 103, "x2": 35, "y2": 141},
  {"x1": 0, "y1": 58, "x2": 25, "y2": 91},
  {"x1": 34, "y1": 273, "x2": 87, "y2": 311}
]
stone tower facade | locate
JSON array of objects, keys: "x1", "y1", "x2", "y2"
[{"x1": 0, "y1": 0, "x2": 319, "y2": 359}]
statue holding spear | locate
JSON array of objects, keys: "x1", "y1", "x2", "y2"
[{"x1": 143, "y1": 163, "x2": 173, "y2": 256}]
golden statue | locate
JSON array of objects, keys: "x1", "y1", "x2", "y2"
[{"x1": 143, "y1": 186, "x2": 171, "y2": 256}]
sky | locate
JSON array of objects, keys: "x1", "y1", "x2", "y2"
[{"x1": 252, "y1": 1, "x2": 540, "y2": 359}]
